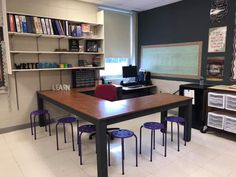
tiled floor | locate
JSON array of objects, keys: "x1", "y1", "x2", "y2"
[{"x1": 1, "y1": 113, "x2": 236, "y2": 177}]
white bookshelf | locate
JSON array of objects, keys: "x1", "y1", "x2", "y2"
[{"x1": 3, "y1": 9, "x2": 105, "y2": 74}]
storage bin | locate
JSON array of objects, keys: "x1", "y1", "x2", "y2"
[
  {"x1": 225, "y1": 94, "x2": 236, "y2": 111},
  {"x1": 208, "y1": 92, "x2": 225, "y2": 109},
  {"x1": 207, "y1": 112, "x2": 224, "y2": 130},
  {"x1": 224, "y1": 115, "x2": 236, "y2": 134}
]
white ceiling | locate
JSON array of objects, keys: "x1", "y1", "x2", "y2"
[{"x1": 78, "y1": 0, "x2": 182, "y2": 12}]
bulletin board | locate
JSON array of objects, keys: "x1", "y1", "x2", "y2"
[{"x1": 141, "y1": 41, "x2": 203, "y2": 79}]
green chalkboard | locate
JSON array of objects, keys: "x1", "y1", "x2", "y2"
[{"x1": 141, "y1": 41, "x2": 202, "y2": 79}]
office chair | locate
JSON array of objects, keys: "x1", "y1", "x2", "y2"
[{"x1": 89, "y1": 84, "x2": 119, "y2": 139}]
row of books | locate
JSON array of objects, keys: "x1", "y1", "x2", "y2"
[{"x1": 7, "y1": 14, "x2": 92, "y2": 37}]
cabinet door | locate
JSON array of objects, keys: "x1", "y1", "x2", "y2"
[
  {"x1": 207, "y1": 112, "x2": 224, "y2": 130},
  {"x1": 225, "y1": 94, "x2": 236, "y2": 111},
  {"x1": 208, "y1": 92, "x2": 225, "y2": 109}
]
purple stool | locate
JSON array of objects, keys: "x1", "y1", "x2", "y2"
[
  {"x1": 140, "y1": 122, "x2": 166, "y2": 162},
  {"x1": 56, "y1": 117, "x2": 78, "y2": 151},
  {"x1": 108, "y1": 129, "x2": 138, "y2": 175},
  {"x1": 166, "y1": 116, "x2": 186, "y2": 151},
  {"x1": 30, "y1": 109, "x2": 51, "y2": 140},
  {"x1": 77, "y1": 124, "x2": 96, "y2": 165}
]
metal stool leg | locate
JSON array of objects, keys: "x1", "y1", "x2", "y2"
[
  {"x1": 33, "y1": 116, "x2": 37, "y2": 140},
  {"x1": 184, "y1": 122, "x2": 186, "y2": 146},
  {"x1": 70, "y1": 123, "x2": 75, "y2": 151},
  {"x1": 134, "y1": 134, "x2": 138, "y2": 167},
  {"x1": 78, "y1": 132, "x2": 83, "y2": 165},
  {"x1": 164, "y1": 128, "x2": 167, "y2": 157},
  {"x1": 171, "y1": 122, "x2": 173, "y2": 142},
  {"x1": 177, "y1": 123, "x2": 180, "y2": 152},
  {"x1": 162, "y1": 132, "x2": 164, "y2": 146},
  {"x1": 150, "y1": 130, "x2": 153, "y2": 162},
  {"x1": 44, "y1": 115, "x2": 47, "y2": 132},
  {"x1": 63, "y1": 123, "x2": 66, "y2": 143},
  {"x1": 153, "y1": 130, "x2": 155, "y2": 150},
  {"x1": 56, "y1": 122, "x2": 59, "y2": 150},
  {"x1": 30, "y1": 115, "x2": 33, "y2": 135},
  {"x1": 121, "y1": 138, "x2": 125, "y2": 175},
  {"x1": 139, "y1": 126, "x2": 143, "y2": 154},
  {"x1": 108, "y1": 135, "x2": 111, "y2": 166},
  {"x1": 47, "y1": 113, "x2": 51, "y2": 136}
]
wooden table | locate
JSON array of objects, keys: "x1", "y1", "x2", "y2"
[{"x1": 37, "y1": 88, "x2": 192, "y2": 177}]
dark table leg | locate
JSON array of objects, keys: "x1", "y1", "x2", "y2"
[
  {"x1": 183, "y1": 101, "x2": 192, "y2": 141},
  {"x1": 161, "y1": 111, "x2": 167, "y2": 132},
  {"x1": 96, "y1": 121, "x2": 108, "y2": 177},
  {"x1": 37, "y1": 93, "x2": 45, "y2": 126}
]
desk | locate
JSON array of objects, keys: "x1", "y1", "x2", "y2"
[{"x1": 37, "y1": 88, "x2": 192, "y2": 177}]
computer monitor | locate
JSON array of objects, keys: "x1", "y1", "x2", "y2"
[{"x1": 122, "y1": 65, "x2": 138, "y2": 78}]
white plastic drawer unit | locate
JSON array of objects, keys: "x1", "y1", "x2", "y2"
[
  {"x1": 208, "y1": 92, "x2": 225, "y2": 109},
  {"x1": 225, "y1": 94, "x2": 236, "y2": 111},
  {"x1": 207, "y1": 112, "x2": 224, "y2": 130},
  {"x1": 224, "y1": 115, "x2": 236, "y2": 134}
]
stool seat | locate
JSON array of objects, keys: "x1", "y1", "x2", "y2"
[
  {"x1": 143, "y1": 122, "x2": 165, "y2": 130},
  {"x1": 166, "y1": 116, "x2": 185, "y2": 123},
  {"x1": 111, "y1": 129, "x2": 134, "y2": 139},
  {"x1": 58, "y1": 117, "x2": 77, "y2": 123},
  {"x1": 78, "y1": 124, "x2": 96, "y2": 133}
]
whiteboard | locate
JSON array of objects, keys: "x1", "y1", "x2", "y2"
[{"x1": 141, "y1": 41, "x2": 202, "y2": 79}]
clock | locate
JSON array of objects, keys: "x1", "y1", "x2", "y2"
[{"x1": 210, "y1": 0, "x2": 228, "y2": 23}]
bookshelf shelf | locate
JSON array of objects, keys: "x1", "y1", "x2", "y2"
[
  {"x1": 10, "y1": 50, "x2": 104, "y2": 55},
  {"x1": 12, "y1": 66, "x2": 104, "y2": 72},
  {"x1": 8, "y1": 32, "x2": 104, "y2": 40}
]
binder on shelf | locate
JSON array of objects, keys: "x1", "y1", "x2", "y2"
[
  {"x1": 34, "y1": 17, "x2": 43, "y2": 34},
  {"x1": 59, "y1": 20, "x2": 65, "y2": 35},
  {"x1": 76, "y1": 25, "x2": 82, "y2": 37},
  {"x1": 65, "y1": 21, "x2": 69, "y2": 36},
  {"x1": 51, "y1": 19, "x2": 59, "y2": 35},
  {"x1": 30, "y1": 16, "x2": 36, "y2": 33},
  {"x1": 48, "y1": 19, "x2": 54, "y2": 35},
  {"x1": 45, "y1": 19, "x2": 51, "y2": 35},
  {"x1": 40, "y1": 18, "x2": 47, "y2": 34},
  {"x1": 15, "y1": 15, "x2": 21, "y2": 32},
  {"x1": 26, "y1": 16, "x2": 32, "y2": 33},
  {"x1": 8, "y1": 14, "x2": 16, "y2": 32},
  {"x1": 55, "y1": 20, "x2": 63, "y2": 35},
  {"x1": 21, "y1": 16, "x2": 28, "y2": 33}
]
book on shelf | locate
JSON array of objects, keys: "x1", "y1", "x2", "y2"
[
  {"x1": 15, "y1": 15, "x2": 21, "y2": 32},
  {"x1": 8, "y1": 14, "x2": 16, "y2": 32}
]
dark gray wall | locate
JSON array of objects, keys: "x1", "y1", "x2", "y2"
[{"x1": 138, "y1": 0, "x2": 236, "y2": 84}]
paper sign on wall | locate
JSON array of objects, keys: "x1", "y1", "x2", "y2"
[{"x1": 208, "y1": 26, "x2": 227, "y2": 53}]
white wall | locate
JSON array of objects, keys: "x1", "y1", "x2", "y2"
[
  {"x1": 0, "y1": 0, "x2": 98, "y2": 129},
  {"x1": 152, "y1": 79, "x2": 189, "y2": 94}
]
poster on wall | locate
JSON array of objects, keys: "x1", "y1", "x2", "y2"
[
  {"x1": 210, "y1": 0, "x2": 228, "y2": 23},
  {"x1": 208, "y1": 26, "x2": 227, "y2": 53},
  {"x1": 207, "y1": 57, "x2": 224, "y2": 81}
]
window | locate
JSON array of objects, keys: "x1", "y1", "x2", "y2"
[
  {"x1": 99, "y1": 8, "x2": 136, "y2": 78},
  {"x1": 100, "y1": 57, "x2": 129, "y2": 78}
]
